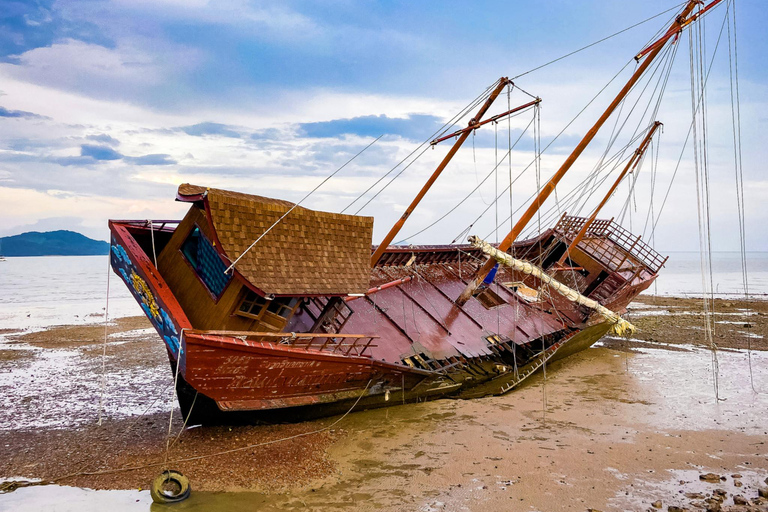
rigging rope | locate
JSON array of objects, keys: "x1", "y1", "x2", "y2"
[
  {"x1": 225, "y1": 135, "x2": 382, "y2": 274},
  {"x1": 149, "y1": 220, "x2": 157, "y2": 268},
  {"x1": 726, "y1": 0, "x2": 758, "y2": 393},
  {"x1": 688, "y1": 12, "x2": 721, "y2": 402},
  {"x1": 344, "y1": 80, "x2": 500, "y2": 215},
  {"x1": 518, "y1": 35, "x2": 677, "y2": 243},
  {"x1": 397, "y1": 113, "x2": 537, "y2": 244},
  {"x1": 472, "y1": 38, "x2": 681, "y2": 245},
  {"x1": 450, "y1": 58, "x2": 636, "y2": 244},
  {"x1": 652, "y1": 3, "x2": 731, "y2": 235},
  {"x1": 727, "y1": 1, "x2": 749, "y2": 299},
  {"x1": 508, "y1": 84, "x2": 514, "y2": 235},
  {"x1": 486, "y1": 130, "x2": 646, "y2": 244},
  {"x1": 511, "y1": 2, "x2": 687, "y2": 81},
  {"x1": 165, "y1": 329, "x2": 185, "y2": 466},
  {"x1": 495, "y1": 120, "x2": 499, "y2": 243}
]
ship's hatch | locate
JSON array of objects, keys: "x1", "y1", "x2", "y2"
[{"x1": 474, "y1": 287, "x2": 507, "y2": 309}]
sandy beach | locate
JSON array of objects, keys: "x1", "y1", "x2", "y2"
[{"x1": 1, "y1": 296, "x2": 767, "y2": 511}]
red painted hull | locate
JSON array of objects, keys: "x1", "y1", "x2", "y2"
[{"x1": 182, "y1": 332, "x2": 427, "y2": 411}]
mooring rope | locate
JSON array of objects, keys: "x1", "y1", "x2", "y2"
[
  {"x1": 98, "y1": 247, "x2": 111, "y2": 427},
  {"x1": 0, "y1": 380, "x2": 376, "y2": 494},
  {"x1": 164, "y1": 329, "x2": 186, "y2": 466}
]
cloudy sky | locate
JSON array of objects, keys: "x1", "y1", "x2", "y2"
[{"x1": 0, "y1": 0, "x2": 765, "y2": 252}]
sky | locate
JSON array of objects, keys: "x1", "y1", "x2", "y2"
[{"x1": 0, "y1": 0, "x2": 766, "y2": 252}]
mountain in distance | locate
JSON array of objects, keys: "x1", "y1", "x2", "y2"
[{"x1": 0, "y1": 230, "x2": 110, "y2": 257}]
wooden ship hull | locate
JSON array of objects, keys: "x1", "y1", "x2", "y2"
[{"x1": 109, "y1": 206, "x2": 664, "y2": 424}]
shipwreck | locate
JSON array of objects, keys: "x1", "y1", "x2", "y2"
[{"x1": 105, "y1": 1, "x2": 725, "y2": 424}]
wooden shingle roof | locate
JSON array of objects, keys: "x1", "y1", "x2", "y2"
[{"x1": 178, "y1": 184, "x2": 374, "y2": 296}]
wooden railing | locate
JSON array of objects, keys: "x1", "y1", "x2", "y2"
[
  {"x1": 555, "y1": 215, "x2": 666, "y2": 273},
  {"x1": 187, "y1": 330, "x2": 378, "y2": 358}
]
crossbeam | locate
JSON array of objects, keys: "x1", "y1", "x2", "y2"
[{"x1": 430, "y1": 98, "x2": 541, "y2": 146}]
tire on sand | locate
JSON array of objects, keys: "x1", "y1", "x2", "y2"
[{"x1": 150, "y1": 470, "x2": 191, "y2": 504}]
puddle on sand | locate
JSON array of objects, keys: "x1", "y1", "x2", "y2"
[
  {"x1": 623, "y1": 344, "x2": 768, "y2": 434},
  {"x1": 1, "y1": 485, "x2": 364, "y2": 512},
  {"x1": 0, "y1": 343, "x2": 169, "y2": 429},
  {"x1": 608, "y1": 468, "x2": 768, "y2": 511},
  {"x1": 0, "y1": 485, "x2": 152, "y2": 512}
]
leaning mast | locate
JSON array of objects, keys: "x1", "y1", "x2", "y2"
[
  {"x1": 370, "y1": 78, "x2": 540, "y2": 267},
  {"x1": 555, "y1": 121, "x2": 662, "y2": 267},
  {"x1": 457, "y1": 0, "x2": 718, "y2": 305}
]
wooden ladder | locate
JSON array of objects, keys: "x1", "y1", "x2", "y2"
[
  {"x1": 498, "y1": 339, "x2": 566, "y2": 395},
  {"x1": 308, "y1": 297, "x2": 353, "y2": 334}
]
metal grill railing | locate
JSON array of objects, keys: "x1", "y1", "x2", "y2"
[{"x1": 555, "y1": 215, "x2": 667, "y2": 274}]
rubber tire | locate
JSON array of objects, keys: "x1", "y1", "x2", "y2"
[{"x1": 150, "y1": 470, "x2": 191, "y2": 504}]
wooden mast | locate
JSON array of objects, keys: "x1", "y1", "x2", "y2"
[
  {"x1": 555, "y1": 120, "x2": 662, "y2": 267},
  {"x1": 456, "y1": 0, "x2": 701, "y2": 306},
  {"x1": 370, "y1": 77, "x2": 511, "y2": 267}
]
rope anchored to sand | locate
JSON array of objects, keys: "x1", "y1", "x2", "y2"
[{"x1": 468, "y1": 235, "x2": 636, "y2": 336}]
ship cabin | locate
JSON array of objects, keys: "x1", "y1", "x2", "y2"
[{"x1": 145, "y1": 184, "x2": 375, "y2": 336}]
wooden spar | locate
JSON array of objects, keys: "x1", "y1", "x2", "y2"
[
  {"x1": 455, "y1": 0, "x2": 701, "y2": 306},
  {"x1": 430, "y1": 98, "x2": 541, "y2": 146},
  {"x1": 370, "y1": 77, "x2": 511, "y2": 267},
  {"x1": 344, "y1": 276, "x2": 413, "y2": 302},
  {"x1": 635, "y1": 0, "x2": 724, "y2": 61},
  {"x1": 555, "y1": 121, "x2": 662, "y2": 266}
]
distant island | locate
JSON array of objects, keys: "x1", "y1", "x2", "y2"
[{"x1": 0, "y1": 230, "x2": 110, "y2": 257}]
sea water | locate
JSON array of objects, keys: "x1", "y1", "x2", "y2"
[
  {"x1": 0, "y1": 255, "x2": 140, "y2": 332},
  {"x1": 0, "y1": 252, "x2": 766, "y2": 331},
  {"x1": 648, "y1": 251, "x2": 768, "y2": 297}
]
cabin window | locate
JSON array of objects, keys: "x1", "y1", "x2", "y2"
[
  {"x1": 238, "y1": 292, "x2": 268, "y2": 318},
  {"x1": 267, "y1": 297, "x2": 299, "y2": 318},
  {"x1": 474, "y1": 287, "x2": 507, "y2": 309},
  {"x1": 237, "y1": 290, "x2": 299, "y2": 321},
  {"x1": 180, "y1": 226, "x2": 231, "y2": 297}
]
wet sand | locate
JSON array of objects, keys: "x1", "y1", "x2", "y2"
[
  {"x1": 626, "y1": 296, "x2": 768, "y2": 352},
  {"x1": 1, "y1": 296, "x2": 767, "y2": 511}
]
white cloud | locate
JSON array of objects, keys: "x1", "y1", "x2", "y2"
[
  {"x1": 8, "y1": 39, "x2": 160, "y2": 88},
  {"x1": 0, "y1": 3, "x2": 765, "y2": 252}
]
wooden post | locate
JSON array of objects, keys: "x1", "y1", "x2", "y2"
[
  {"x1": 370, "y1": 77, "x2": 512, "y2": 267},
  {"x1": 555, "y1": 121, "x2": 662, "y2": 266},
  {"x1": 456, "y1": 0, "x2": 700, "y2": 306}
]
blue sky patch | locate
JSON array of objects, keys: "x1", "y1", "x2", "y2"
[
  {"x1": 80, "y1": 144, "x2": 122, "y2": 161},
  {"x1": 0, "y1": 0, "x2": 111, "y2": 61},
  {"x1": 0, "y1": 106, "x2": 48, "y2": 119},
  {"x1": 86, "y1": 134, "x2": 120, "y2": 146},
  {"x1": 179, "y1": 122, "x2": 241, "y2": 138},
  {"x1": 299, "y1": 114, "x2": 444, "y2": 140},
  {"x1": 125, "y1": 154, "x2": 177, "y2": 166}
]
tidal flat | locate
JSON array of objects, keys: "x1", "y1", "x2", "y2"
[{"x1": 0, "y1": 297, "x2": 766, "y2": 511}]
